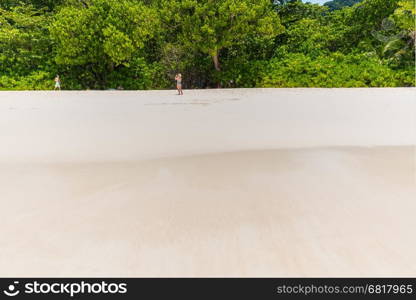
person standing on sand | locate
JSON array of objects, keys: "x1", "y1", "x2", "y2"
[
  {"x1": 175, "y1": 73, "x2": 183, "y2": 95},
  {"x1": 54, "y1": 75, "x2": 61, "y2": 91}
]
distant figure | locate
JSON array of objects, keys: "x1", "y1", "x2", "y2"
[
  {"x1": 54, "y1": 75, "x2": 61, "y2": 91},
  {"x1": 175, "y1": 73, "x2": 183, "y2": 95}
]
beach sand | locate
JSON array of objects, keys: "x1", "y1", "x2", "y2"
[{"x1": 0, "y1": 88, "x2": 415, "y2": 276}]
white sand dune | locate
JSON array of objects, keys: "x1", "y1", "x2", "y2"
[{"x1": 0, "y1": 88, "x2": 415, "y2": 277}]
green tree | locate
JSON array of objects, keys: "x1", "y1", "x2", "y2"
[
  {"x1": 324, "y1": 0, "x2": 362, "y2": 11},
  {"x1": 0, "y1": 0, "x2": 66, "y2": 10},
  {"x1": 394, "y1": 0, "x2": 415, "y2": 31},
  {"x1": 0, "y1": 0, "x2": 414, "y2": 89},
  {"x1": 50, "y1": 0, "x2": 160, "y2": 88},
  {"x1": 163, "y1": 0, "x2": 284, "y2": 72},
  {"x1": 378, "y1": 0, "x2": 415, "y2": 67},
  {"x1": 261, "y1": 52, "x2": 414, "y2": 87},
  {"x1": 0, "y1": 4, "x2": 53, "y2": 89}
]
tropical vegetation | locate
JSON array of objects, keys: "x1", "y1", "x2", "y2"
[{"x1": 0, "y1": 0, "x2": 414, "y2": 90}]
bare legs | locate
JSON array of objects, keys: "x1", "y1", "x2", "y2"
[{"x1": 177, "y1": 86, "x2": 183, "y2": 95}]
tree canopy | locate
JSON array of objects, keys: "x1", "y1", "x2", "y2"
[
  {"x1": 324, "y1": 0, "x2": 362, "y2": 11},
  {"x1": 162, "y1": 0, "x2": 283, "y2": 71},
  {"x1": 0, "y1": 0, "x2": 414, "y2": 90}
]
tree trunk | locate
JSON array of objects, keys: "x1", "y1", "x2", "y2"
[
  {"x1": 212, "y1": 50, "x2": 222, "y2": 88},
  {"x1": 212, "y1": 51, "x2": 221, "y2": 71}
]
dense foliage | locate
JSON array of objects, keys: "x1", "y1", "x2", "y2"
[
  {"x1": 0, "y1": 0, "x2": 414, "y2": 90},
  {"x1": 324, "y1": 0, "x2": 362, "y2": 11}
]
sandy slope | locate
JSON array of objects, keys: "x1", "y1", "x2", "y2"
[
  {"x1": 1, "y1": 88, "x2": 414, "y2": 162},
  {"x1": 0, "y1": 88, "x2": 415, "y2": 277}
]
